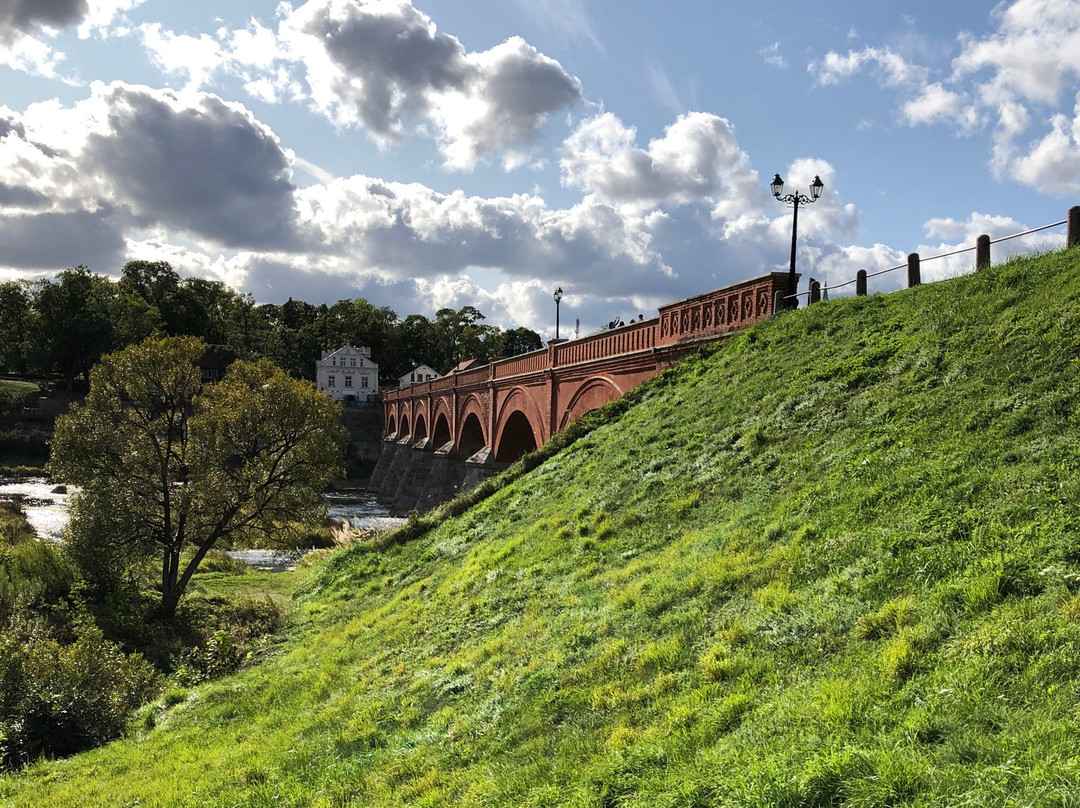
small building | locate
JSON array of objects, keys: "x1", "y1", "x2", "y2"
[
  {"x1": 397, "y1": 363, "x2": 441, "y2": 389},
  {"x1": 316, "y1": 345, "x2": 378, "y2": 404}
]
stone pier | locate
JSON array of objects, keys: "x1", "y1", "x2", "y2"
[
  {"x1": 376, "y1": 437, "x2": 414, "y2": 501},
  {"x1": 389, "y1": 439, "x2": 435, "y2": 515},
  {"x1": 415, "y1": 442, "x2": 468, "y2": 513}
]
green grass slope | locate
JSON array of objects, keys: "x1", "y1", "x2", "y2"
[{"x1": 6, "y1": 249, "x2": 1080, "y2": 807}]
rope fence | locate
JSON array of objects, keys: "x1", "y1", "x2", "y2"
[{"x1": 782, "y1": 205, "x2": 1079, "y2": 306}]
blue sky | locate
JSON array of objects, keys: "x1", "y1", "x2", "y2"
[{"x1": 1, "y1": 0, "x2": 1077, "y2": 336}]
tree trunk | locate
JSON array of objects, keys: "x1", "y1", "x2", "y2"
[{"x1": 156, "y1": 549, "x2": 183, "y2": 620}]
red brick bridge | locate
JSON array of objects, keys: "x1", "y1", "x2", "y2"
[{"x1": 368, "y1": 272, "x2": 794, "y2": 513}]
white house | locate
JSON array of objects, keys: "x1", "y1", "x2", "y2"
[
  {"x1": 397, "y1": 363, "x2": 441, "y2": 388},
  {"x1": 316, "y1": 345, "x2": 378, "y2": 403}
]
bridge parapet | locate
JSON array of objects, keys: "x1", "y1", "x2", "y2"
[
  {"x1": 493, "y1": 349, "x2": 548, "y2": 379},
  {"x1": 554, "y1": 318, "x2": 657, "y2": 366},
  {"x1": 658, "y1": 272, "x2": 789, "y2": 344}
]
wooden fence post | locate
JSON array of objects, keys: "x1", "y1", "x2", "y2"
[
  {"x1": 976, "y1": 235, "x2": 990, "y2": 270},
  {"x1": 856, "y1": 269, "x2": 867, "y2": 296},
  {"x1": 907, "y1": 253, "x2": 921, "y2": 287},
  {"x1": 1068, "y1": 206, "x2": 1080, "y2": 248},
  {"x1": 809, "y1": 278, "x2": 821, "y2": 304}
]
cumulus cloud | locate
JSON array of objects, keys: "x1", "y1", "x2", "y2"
[
  {"x1": 0, "y1": 0, "x2": 143, "y2": 77},
  {"x1": 560, "y1": 112, "x2": 752, "y2": 208},
  {"x1": 81, "y1": 84, "x2": 302, "y2": 250},
  {"x1": 902, "y1": 82, "x2": 980, "y2": 130},
  {"x1": 138, "y1": 23, "x2": 229, "y2": 92},
  {"x1": 817, "y1": 0, "x2": 1080, "y2": 193},
  {"x1": 0, "y1": 0, "x2": 89, "y2": 44},
  {"x1": 215, "y1": 0, "x2": 584, "y2": 169}
]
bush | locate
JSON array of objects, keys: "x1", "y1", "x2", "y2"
[
  {"x1": 169, "y1": 596, "x2": 285, "y2": 685},
  {"x1": 0, "y1": 617, "x2": 158, "y2": 770}
]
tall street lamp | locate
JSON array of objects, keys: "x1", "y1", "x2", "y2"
[
  {"x1": 553, "y1": 286, "x2": 563, "y2": 340},
  {"x1": 771, "y1": 173, "x2": 824, "y2": 306}
]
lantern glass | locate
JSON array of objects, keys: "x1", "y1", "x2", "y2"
[
  {"x1": 810, "y1": 175, "x2": 824, "y2": 199},
  {"x1": 770, "y1": 173, "x2": 784, "y2": 197}
]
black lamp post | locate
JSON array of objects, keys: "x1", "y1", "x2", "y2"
[
  {"x1": 553, "y1": 286, "x2": 563, "y2": 340},
  {"x1": 771, "y1": 173, "x2": 824, "y2": 306}
]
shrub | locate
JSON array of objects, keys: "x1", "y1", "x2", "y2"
[{"x1": 0, "y1": 617, "x2": 158, "y2": 770}]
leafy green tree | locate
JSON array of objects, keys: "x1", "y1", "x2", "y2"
[
  {"x1": 434, "y1": 305, "x2": 501, "y2": 369},
  {"x1": 51, "y1": 336, "x2": 347, "y2": 618},
  {"x1": 496, "y1": 326, "x2": 543, "y2": 358},
  {"x1": 0, "y1": 281, "x2": 31, "y2": 374},
  {"x1": 30, "y1": 267, "x2": 116, "y2": 387}
]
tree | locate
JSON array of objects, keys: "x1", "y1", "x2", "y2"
[
  {"x1": 30, "y1": 267, "x2": 116, "y2": 387},
  {"x1": 496, "y1": 327, "x2": 543, "y2": 358},
  {"x1": 50, "y1": 336, "x2": 347, "y2": 618},
  {"x1": 0, "y1": 281, "x2": 31, "y2": 374}
]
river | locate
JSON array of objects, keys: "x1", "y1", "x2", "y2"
[{"x1": 0, "y1": 478, "x2": 403, "y2": 569}]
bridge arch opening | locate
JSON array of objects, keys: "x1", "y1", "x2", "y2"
[
  {"x1": 495, "y1": 410, "x2": 537, "y2": 463},
  {"x1": 432, "y1": 413, "x2": 451, "y2": 448},
  {"x1": 400, "y1": 414, "x2": 411, "y2": 440},
  {"x1": 458, "y1": 412, "x2": 486, "y2": 458},
  {"x1": 387, "y1": 413, "x2": 397, "y2": 436},
  {"x1": 413, "y1": 413, "x2": 428, "y2": 442}
]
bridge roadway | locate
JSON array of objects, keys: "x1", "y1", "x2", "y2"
[{"x1": 367, "y1": 271, "x2": 794, "y2": 513}]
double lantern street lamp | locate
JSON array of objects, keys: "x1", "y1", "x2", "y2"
[
  {"x1": 771, "y1": 173, "x2": 824, "y2": 306},
  {"x1": 553, "y1": 286, "x2": 563, "y2": 340}
]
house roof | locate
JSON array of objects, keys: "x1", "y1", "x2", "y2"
[{"x1": 449, "y1": 358, "x2": 486, "y2": 373}]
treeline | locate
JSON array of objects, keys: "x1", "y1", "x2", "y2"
[{"x1": 0, "y1": 261, "x2": 542, "y2": 387}]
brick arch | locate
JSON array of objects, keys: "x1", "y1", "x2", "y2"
[
  {"x1": 386, "y1": 411, "x2": 398, "y2": 437},
  {"x1": 429, "y1": 401, "x2": 451, "y2": 451},
  {"x1": 458, "y1": 412, "x2": 486, "y2": 458},
  {"x1": 494, "y1": 387, "x2": 546, "y2": 464},
  {"x1": 432, "y1": 411, "x2": 452, "y2": 449},
  {"x1": 457, "y1": 393, "x2": 488, "y2": 449},
  {"x1": 559, "y1": 376, "x2": 625, "y2": 430},
  {"x1": 413, "y1": 412, "x2": 428, "y2": 442},
  {"x1": 399, "y1": 403, "x2": 412, "y2": 440}
]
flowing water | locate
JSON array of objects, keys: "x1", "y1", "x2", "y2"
[
  {"x1": 0, "y1": 478, "x2": 71, "y2": 542},
  {"x1": 0, "y1": 478, "x2": 403, "y2": 570}
]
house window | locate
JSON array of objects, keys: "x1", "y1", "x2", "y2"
[
  {"x1": 328, "y1": 375, "x2": 336, "y2": 387},
  {"x1": 350, "y1": 358, "x2": 356, "y2": 367},
  {"x1": 345, "y1": 376, "x2": 353, "y2": 388},
  {"x1": 360, "y1": 376, "x2": 369, "y2": 388}
]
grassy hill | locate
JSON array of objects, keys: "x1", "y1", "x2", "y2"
[{"x1": 5, "y1": 248, "x2": 1080, "y2": 806}]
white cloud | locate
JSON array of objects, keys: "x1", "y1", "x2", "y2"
[
  {"x1": 902, "y1": 82, "x2": 980, "y2": 130},
  {"x1": 560, "y1": 112, "x2": 751, "y2": 208},
  {"x1": 817, "y1": 0, "x2": 1080, "y2": 194},
  {"x1": 759, "y1": 42, "x2": 788, "y2": 70},
  {"x1": 0, "y1": 0, "x2": 144, "y2": 78},
  {"x1": 815, "y1": 46, "x2": 929, "y2": 87},
  {"x1": 138, "y1": 23, "x2": 228, "y2": 92}
]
